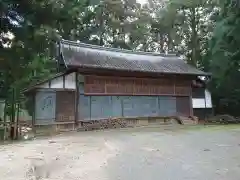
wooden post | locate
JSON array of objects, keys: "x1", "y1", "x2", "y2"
[
  {"x1": 10, "y1": 88, "x2": 15, "y2": 140},
  {"x1": 74, "y1": 72, "x2": 79, "y2": 129},
  {"x1": 204, "y1": 89, "x2": 207, "y2": 121},
  {"x1": 189, "y1": 81, "x2": 194, "y2": 117},
  {"x1": 90, "y1": 96, "x2": 92, "y2": 121},
  {"x1": 32, "y1": 92, "x2": 36, "y2": 134},
  {"x1": 3, "y1": 99, "x2": 7, "y2": 140},
  {"x1": 15, "y1": 103, "x2": 20, "y2": 140}
]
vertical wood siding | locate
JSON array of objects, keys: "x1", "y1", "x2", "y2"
[
  {"x1": 56, "y1": 91, "x2": 75, "y2": 122},
  {"x1": 84, "y1": 75, "x2": 191, "y2": 96},
  {"x1": 90, "y1": 96, "x2": 112, "y2": 119},
  {"x1": 77, "y1": 76, "x2": 193, "y2": 121},
  {"x1": 78, "y1": 95, "x2": 91, "y2": 120},
  {"x1": 78, "y1": 94, "x2": 184, "y2": 120},
  {"x1": 159, "y1": 96, "x2": 177, "y2": 116},
  {"x1": 35, "y1": 75, "x2": 192, "y2": 123},
  {"x1": 176, "y1": 96, "x2": 191, "y2": 116}
]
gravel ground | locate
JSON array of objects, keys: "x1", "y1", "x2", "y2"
[{"x1": 1, "y1": 125, "x2": 240, "y2": 180}]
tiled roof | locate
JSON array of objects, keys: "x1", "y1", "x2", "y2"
[{"x1": 60, "y1": 39, "x2": 209, "y2": 76}]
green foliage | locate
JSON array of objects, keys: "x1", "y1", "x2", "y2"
[
  {"x1": 205, "y1": 0, "x2": 240, "y2": 116},
  {"x1": 0, "y1": 0, "x2": 240, "y2": 117},
  {"x1": 0, "y1": 0, "x2": 93, "y2": 117}
]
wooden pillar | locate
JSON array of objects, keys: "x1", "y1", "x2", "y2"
[
  {"x1": 32, "y1": 92, "x2": 36, "y2": 134},
  {"x1": 204, "y1": 89, "x2": 207, "y2": 120},
  {"x1": 16, "y1": 103, "x2": 20, "y2": 139},
  {"x1": 173, "y1": 75, "x2": 176, "y2": 95},
  {"x1": 55, "y1": 91, "x2": 58, "y2": 123},
  {"x1": 63, "y1": 74, "x2": 66, "y2": 89},
  {"x1": 10, "y1": 89, "x2": 15, "y2": 140},
  {"x1": 189, "y1": 81, "x2": 194, "y2": 117},
  {"x1": 74, "y1": 72, "x2": 79, "y2": 129},
  {"x1": 189, "y1": 85, "x2": 194, "y2": 116},
  {"x1": 189, "y1": 95, "x2": 194, "y2": 116}
]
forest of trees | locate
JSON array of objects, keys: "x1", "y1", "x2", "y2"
[{"x1": 0, "y1": 0, "x2": 240, "y2": 118}]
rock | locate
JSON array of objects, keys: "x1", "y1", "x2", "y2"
[{"x1": 48, "y1": 140, "x2": 56, "y2": 144}]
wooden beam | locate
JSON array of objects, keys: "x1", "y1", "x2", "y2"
[{"x1": 35, "y1": 88, "x2": 75, "y2": 92}]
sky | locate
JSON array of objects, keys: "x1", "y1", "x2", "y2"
[{"x1": 136, "y1": 0, "x2": 148, "y2": 5}]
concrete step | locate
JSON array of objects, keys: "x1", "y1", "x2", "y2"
[{"x1": 176, "y1": 116, "x2": 198, "y2": 125}]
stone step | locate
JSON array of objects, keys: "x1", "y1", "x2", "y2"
[
  {"x1": 176, "y1": 116, "x2": 198, "y2": 125},
  {"x1": 182, "y1": 120, "x2": 196, "y2": 125}
]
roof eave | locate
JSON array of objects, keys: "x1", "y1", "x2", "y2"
[
  {"x1": 60, "y1": 39, "x2": 178, "y2": 57},
  {"x1": 66, "y1": 65, "x2": 210, "y2": 77}
]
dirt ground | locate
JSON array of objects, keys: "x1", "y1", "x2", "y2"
[{"x1": 1, "y1": 125, "x2": 240, "y2": 180}]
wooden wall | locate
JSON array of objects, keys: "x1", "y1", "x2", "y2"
[
  {"x1": 37, "y1": 72, "x2": 77, "y2": 90},
  {"x1": 78, "y1": 75, "x2": 193, "y2": 120},
  {"x1": 33, "y1": 74, "x2": 194, "y2": 125},
  {"x1": 84, "y1": 75, "x2": 191, "y2": 96},
  {"x1": 35, "y1": 91, "x2": 56, "y2": 125},
  {"x1": 56, "y1": 91, "x2": 75, "y2": 122}
]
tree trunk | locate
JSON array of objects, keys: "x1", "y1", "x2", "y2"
[
  {"x1": 190, "y1": 7, "x2": 199, "y2": 67},
  {"x1": 160, "y1": 34, "x2": 165, "y2": 53},
  {"x1": 99, "y1": 4, "x2": 105, "y2": 46}
]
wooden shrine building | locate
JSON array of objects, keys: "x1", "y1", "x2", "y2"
[{"x1": 25, "y1": 40, "x2": 212, "y2": 131}]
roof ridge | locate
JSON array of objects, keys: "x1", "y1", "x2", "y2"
[{"x1": 60, "y1": 39, "x2": 178, "y2": 57}]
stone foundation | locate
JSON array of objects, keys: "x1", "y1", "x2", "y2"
[
  {"x1": 34, "y1": 116, "x2": 197, "y2": 135},
  {"x1": 77, "y1": 116, "x2": 177, "y2": 131}
]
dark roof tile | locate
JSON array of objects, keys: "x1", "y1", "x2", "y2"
[{"x1": 60, "y1": 39, "x2": 209, "y2": 76}]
